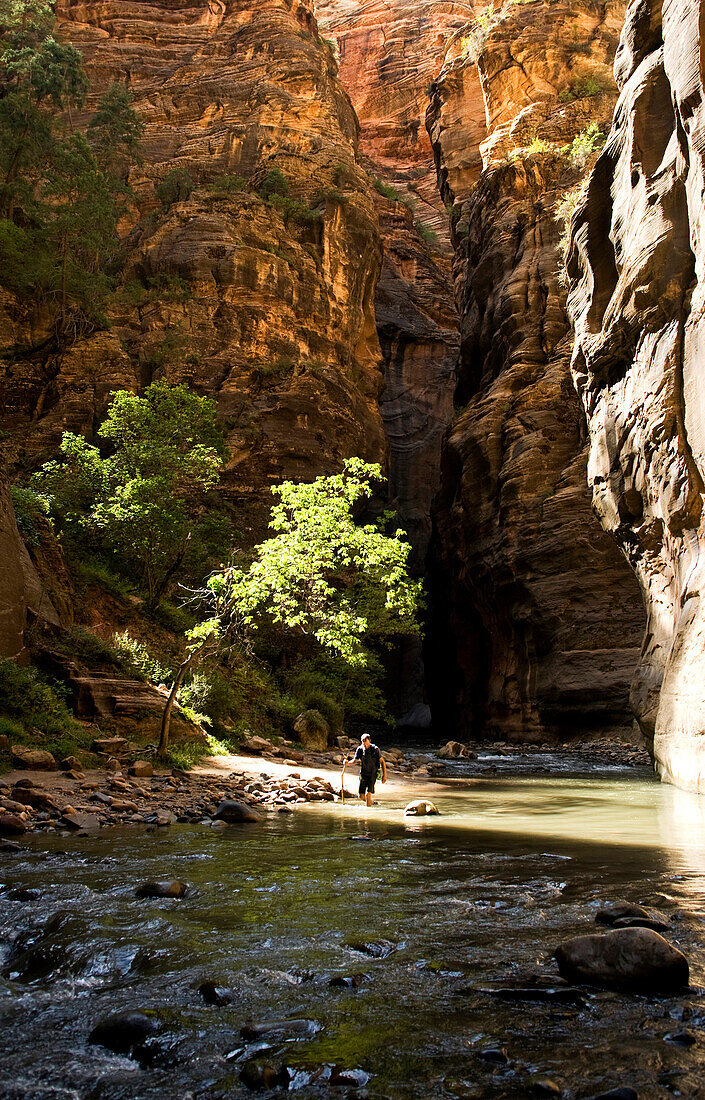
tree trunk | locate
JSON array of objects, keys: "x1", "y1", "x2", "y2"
[{"x1": 157, "y1": 653, "x2": 193, "y2": 757}]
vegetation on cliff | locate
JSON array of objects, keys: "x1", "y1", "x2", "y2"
[{"x1": 0, "y1": 0, "x2": 142, "y2": 338}]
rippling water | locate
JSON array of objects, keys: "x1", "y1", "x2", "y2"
[{"x1": 2, "y1": 759, "x2": 705, "y2": 1099}]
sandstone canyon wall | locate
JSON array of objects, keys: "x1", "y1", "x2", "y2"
[
  {"x1": 429, "y1": 0, "x2": 647, "y2": 741},
  {"x1": 568, "y1": 0, "x2": 705, "y2": 788},
  {"x1": 1, "y1": 0, "x2": 386, "y2": 539},
  {"x1": 316, "y1": 0, "x2": 467, "y2": 565}
]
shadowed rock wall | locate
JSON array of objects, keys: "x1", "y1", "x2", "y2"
[
  {"x1": 568, "y1": 0, "x2": 705, "y2": 789},
  {"x1": 429, "y1": 0, "x2": 646, "y2": 741}
]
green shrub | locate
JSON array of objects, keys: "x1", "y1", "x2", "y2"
[
  {"x1": 267, "y1": 193, "x2": 322, "y2": 226},
  {"x1": 110, "y1": 631, "x2": 169, "y2": 683},
  {"x1": 373, "y1": 178, "x2": 401, "y2": 201},
  {"x1": 157, "y1": 168, "x2": 195, "y2": 208},
  {"x1": 258, "y1": 168, "x2": 290, "y2": 200},
  {"x1": 561, "y1": 121, "x2": 605, "y2": 167},
  {"x1": 207, "y1": 174, "x2": 247, "y2": 195},
  {"x1": 71, "y1": 557, "x2": 137, "y2": 602},
  {"x1": 11, "y1": 485, "x2": 51, "y2": 548},
  {"x1": 415, "y1": 219, "x2": 439, "y2": 245},
  {"x1": 151, "y1": 599, "x2": 194, "y2": 634},
  {"x1": 146, "y1": 272, "x2": 191, "y2": 302},
  {"x1": 0, "y1": 659, "x2": 85, "y2": 745}
]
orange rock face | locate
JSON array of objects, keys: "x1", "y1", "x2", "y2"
[
  {"x1": 1, "y1": 0, "x2": 386, "y2": 534},
  {"x1": 428, "y1": 0, "x2": 646, "y2": 741},
  {"x1": 317, "y1": 0, "x2": 475, "y2": 240}
]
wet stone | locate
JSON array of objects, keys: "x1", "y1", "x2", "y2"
[
  {"x1": 347, "y1": 939, "x2": 396, "y2": 959},
  {"x1": 595, "y1": 902, "x2": 652, "y2": 926},
  {"x1": 477, "y1": 1046, "x2": 508, "y2": 1064},
  {"x1": 593, "y1": 1090, "x2": 639, "y2": 1100},
  {"x1": 0, "y1": 814, "x2": 26, "y2": 836},
  {"x1": 554, "y1": 928, "x2": 689, "y2": 992},
  {"x1": 240, "y1": 1019, "x2": 321, "y2": 1041},
  {"x1": 88, "y1": 1010, "x2": 159, "y2": 1056},
  {"x1": 212, "y1": 800, "x2": 262, "y2": 824},
  {"x1": 198, "y1": 980, "x2": 233, "y2": 1006},
  {"x1": 135, "y1": 880, "x2": 189, "y2": 899},
  {"x1": 664, "y1": 1029, "x2": 696, "y2": 1046}
]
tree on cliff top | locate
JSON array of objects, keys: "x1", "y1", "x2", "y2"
[
  {"x1": 0, "y1": 0, "x2": 143, "y2": 334},
  {"x1": 33, "y1": 382, "x2": 228, "y2": 609},
  {"x1": 156, "y1": 459, "x2": 422, "y2": 755}
]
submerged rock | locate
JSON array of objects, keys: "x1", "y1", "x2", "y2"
[
  {"x1": 88, "y1": 1010, "x2": 159, "y2": 1055},
  {"x1": 554, "y1": 928, "x2": 689, "y2": 992},
  {"x1": 135, "y1": 880, "x2": 189, "y2": 899},
  {"x1": 198, "y1": 980, "x2": 233, "y2": 1006},
  {"x1": 240, "y1": 1018, "x2": 321, "y2": 1041},
  {"x1": 240, "y1": 1062, "x2": 290, "y2": 1090},
  {"x1": 593, "y1": 1090, "x2": 638, "y2": 1100},
  {"x1": 212, "y1": 800, "x2": 261, "y2": 824},
  {"x1": 347, "y1": 939, "x2": 396, "y2": 959},
  {"x1": 404, "y1": 800, "x2": 440, "y2": 816},
  {"x1": 595, "y1": 902, "x2": 652, "y2": 926}
]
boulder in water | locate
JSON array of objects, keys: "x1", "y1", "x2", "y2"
[
  {"x1": 88, "y1": 1010, "x2": 159, "y2": 1055},
  {"x1": 595, "y1": 901, "x2": 652, "y2": 926},
  {"x1": 404, "y1": 800, "x2": 440, "y2": 816},
  {"x1": 198, "y1": 980, "x2": 233, "y2": 1006},
  {"x1": 554, "y1": 928, "x2": 689, "y2": 992},
  {"x1": 212, "y1": 800, "x2": 261, "y2": 823},
  {"x1": 593, "y1": 1090, "x2": 639, "y2": 1100},
  {"x1": 437, "y1": 741, "x2": 477, "y2": 760},
  {"x1": 135, "y1": 880, "x2": 188, "y2": 899},
  {"x1": 0, "y1": 814, "x2": 26, "y2": 836},
  {"x1": 240, "y1": 1018, "x2": 321, "y2": 1041}
]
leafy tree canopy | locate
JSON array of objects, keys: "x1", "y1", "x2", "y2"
[
  {"x1": 33, "y1": 382, "x2": 228, "y2": 608},
  {"x1": 209, "y1": 458, "x2": 422, "y2": 668}
]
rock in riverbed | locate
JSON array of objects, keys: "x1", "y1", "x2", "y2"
[
  {"x1": 88, "y1": 1010, "x2": 159, "y2": 1054},
  {"x1": 555, "y1": 928, "x2": 689, "y2": 992},
  {"x1": 135, "y1": 880, "x2": 188, "y2": 899},
  {"x1": 404, "y1": 800, "x2": 439, "y2": 816},
  {"x1": 212, "y1": 800, "x2": 262, "y2": 824},
  {"x1": 198, "y1": 980, "x2": 233, "y2": 1006}
]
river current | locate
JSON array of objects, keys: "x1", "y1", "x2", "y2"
[{"x1": 2, "y1": 756, "x2": 705, "y2": 1099}]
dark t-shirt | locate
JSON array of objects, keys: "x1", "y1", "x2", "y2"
[{"x1": 354, "y1": 743, "x2": 381, "y2": 777}]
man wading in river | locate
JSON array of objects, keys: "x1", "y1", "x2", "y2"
[{"x1": 343, "y1": 733, "x2": 387, "y2": 807}]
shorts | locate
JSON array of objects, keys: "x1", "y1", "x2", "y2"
[{"x1": 359, "y1": 774, "x2": 376, "y2": 795}]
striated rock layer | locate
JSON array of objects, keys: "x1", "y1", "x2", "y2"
[
  {"x1": 0, "y1": 0, "x2": 386, "y2": 536},
  {"x1": 316, "y1": 0, "x2": 475, "y2": 242},
  {"x1": 568, "y1": 0, "x2": 705, "y2": 788},
  {"x1": 429, "y1": 0, "x2": 645, "y2": 741}
]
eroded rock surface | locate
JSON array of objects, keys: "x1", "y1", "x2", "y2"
[
  {"x1": 429, "y1": 0, "x2": 645, "y2": 741},
  {"x1": 568, "y1": 0, "x2": 705, "y2": 790}
]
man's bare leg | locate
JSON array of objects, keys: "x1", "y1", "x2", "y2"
[{"x1": 365, "y1": 792, "x2": 373, "y2": 808}]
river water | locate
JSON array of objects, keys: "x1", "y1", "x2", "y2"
[{"x1": 2, "y1": 757, "x2": 705, "y2": 1099}]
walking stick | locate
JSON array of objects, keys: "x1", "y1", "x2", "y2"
[{"x1": 341, "y1": 760, "x2": 347, "y2": 803}]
